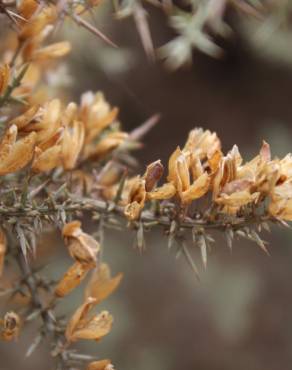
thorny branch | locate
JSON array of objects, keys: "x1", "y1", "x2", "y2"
[
  {"x1": 15, "y1": 248, "x2": 68, "y2": 368},
  {"x1": 1, "y1": 1, "x2": 292, "y2": 369},
  {"x1": 0, "y1": 196, "x2": 273, "y2": 231}
]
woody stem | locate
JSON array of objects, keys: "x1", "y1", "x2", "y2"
[
  {"x1": 0, "y1": 196, "x2": 272, "y2": 231},
  {"x1": 15, "y1": 250, "x2": 68, "y2": 369}
]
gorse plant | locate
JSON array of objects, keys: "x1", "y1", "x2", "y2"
[{"x1": 0, "y1": 1, "x2": 292, "y2": 370}]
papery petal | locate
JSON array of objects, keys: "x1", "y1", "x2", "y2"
[
  {"x1": 0, "y1": 130, "x2": 36, "y2": 175},
  {"x1": 65, "y1": 296, "x2": 97, "y2": 341},
  {"x1": 32, "y1": 41, "x2": 71, "y2": 60},
  {"x1": 32, "y1": 145, "x2": 61, "y2": 173},
  {"x1": 70, "y1": 310, "x2": 113, "y2": 342},
  {"x1": 85, "y1": 263, "x2": 123, "y2": 303},
  {"x1": 87, "y1": 359, "x2": 113, "y2": 370},
  {"x1": 147, "y1": 182, "x2": 176, "y2": 200},
  {"x1": 181, "y1": 173, "x2": 210, "y2": 203},
  {"x1": 55, "y1": 262, "x2": 92, "y2": 297}
]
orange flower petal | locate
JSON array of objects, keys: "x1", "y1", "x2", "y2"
[{"x1": 85, "y1": 263, "x2": 123, "y2": 304}]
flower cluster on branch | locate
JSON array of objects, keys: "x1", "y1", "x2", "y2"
[
  {"x1": 124, "y1": 128, "x2": 292, "y2": 222},
  {"x1": 0, "y1": 1, "x2": 291, "y2": 370}
]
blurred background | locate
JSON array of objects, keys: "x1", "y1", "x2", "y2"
[{"x1": 3, "y1": 2, "x2": 292, "y2": 370}]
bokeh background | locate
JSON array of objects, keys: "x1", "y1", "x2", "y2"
[{"x1": 3, "y1": 2, "x2": 292, "y2": 370}]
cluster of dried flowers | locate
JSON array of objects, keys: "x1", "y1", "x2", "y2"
[
  {"x1": 0, "y1": 1, "x2": 129, "y2": 369},
  {"x1": 124, "y1": 128, "x2": 292, "y2": 222},
  {"x1": 0, "y1": 1, "x2": 292, "y2": 370}
]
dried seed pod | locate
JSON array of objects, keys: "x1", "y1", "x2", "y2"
[
  {"x1": 143, "y1": 160, "x2": 164, "y2": 192},
  {"x1": 1, "y1": 312, "x2": 21, "y2": 341},
  {"x1": 55, "y1": 262, "x2": 92, "y2": 297},
  {"x1": 62, "y1": 221, "x2": 100, "y2": 266}
]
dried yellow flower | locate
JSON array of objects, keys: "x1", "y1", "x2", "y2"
[
  {"x1": 10, "y1": 105, "x2": 40, "y2": 130},
  {"x1": 183, "y1": 128, "x2": 221, "y2": 160},
  {"x1": 32, "y1": 41, "x2": 71, "y2": 60},
  {"x1": 84, "y1": 132, "x2": 128, "y2": 160},
  {"x1": 19, "y1": 6, "x2": 57, "y2": 41},
  {"x1": 0, "y1": 125, "x2": 36, "y2": 176},
  {"x1": 32, "y1": 145, "x2": 62, "y2": 173},
  {"x1": 62, "y1": 221, "x2": 100, "y2": 266},
  {"x1": 87, "y1": 360, "x2": 114, "y2": 370},
  {"x1": 85, "y1": 263, "x2": 123, "y2": 303},
  {"x1": 17, "y1": 0, "x2": 38, "y2": 20},
  {"x1": 61, "y1": 118, "x2": 85, "y2": 170},
  {"x1": 124, "y1": 177, "x2": 146, "y2": 221},
  {"x1": 80, "y1": 91, "x2": 119, "y2": 144},
  {"x1": 65, "y1": 297, "x2": 113, "y2": 342},
  {"x1": 167, "y1": 147, "x2": 210, "y2": 204},
  {"x1": 124, "y1": 160, "x2": 164, "y2": 220},
  {"x1": 1, "y1": 312, "x2": 21, "y2": 341},
  {"x1": 213, "y1": 142, "x2": 275, "y2": 213},
  {"x1": 15, "y1": 99, "x2": 62, "y2": 145},
  {"x1": 147, "y1": 182, "x2": 176, "y2": 200}
]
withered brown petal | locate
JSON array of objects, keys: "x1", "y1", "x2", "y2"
[
  {"x1": 0, "y1": 130, "x2": 37, "y2": 175},
  {"x1": 65, "y1": 297, "x2": 97, "y2": 341},
  {"x1": 2, "y1": 311, "x2": 21, "y2": 341},
  {"x1": 86, "y1": 360, "x2": 113, "y2": 370},
  {"x1": 181, "y1": 173, "x2": 210, "y2": 203},
  {"x1": 69, "y1": 310, "x2": 113, "y2": 342},
  {"x1": 32, "y1": 145, "x2": 61, "y2": 173},
  {"x1": 147, "y1": 182, "x2": 176, "y2": 200},
  {"x1": 85, "y1": 263, "x2": 123, "y2": 303},
  {"x1": 55, "y1": 262, "x2": 92, "y2": 297},
  {"x1": 62, "y1": 221, "x2": 82, "y2": 237}
]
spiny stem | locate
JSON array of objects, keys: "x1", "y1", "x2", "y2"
[
  {"x1": 0, "y1": 196, "x2": 272, "y2": 231},
  {"x1": 15, "y1": 251, "x2": 68, "y2": 369}
]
